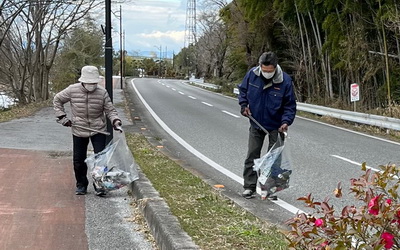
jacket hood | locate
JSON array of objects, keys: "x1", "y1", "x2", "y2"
[{"x1": 253, "y1": 64, "x2": 283, "y2": 84}]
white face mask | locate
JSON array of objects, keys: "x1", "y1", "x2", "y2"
[
  {"x1": 261, "y1": 70, "x2": 275, "y2": 79},
  {"x1": 84, "y1": 83, "x2": 97, "y2": 92}
]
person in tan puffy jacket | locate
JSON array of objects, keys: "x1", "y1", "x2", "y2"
[{"x1": 53, "y1": 65, "x2": 122, "y2": 195}]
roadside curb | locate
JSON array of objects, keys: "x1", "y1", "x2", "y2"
[{"x1": 129, "y1": 169, "x2": 200, "y2": 250}]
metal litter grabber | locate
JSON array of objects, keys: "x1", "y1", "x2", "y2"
[
  {"x1": 248, "y1": 114, "x2": 288, "y2": 138},
  {"x1": 56, "y1": 119, "x2": 110, "y2": 135},
  {"x1": 248, "y1": 114, "x2": 269, "y2": 135},
  {"x1": 72, "y1": 124, "x2": 111, "y2": 136}
]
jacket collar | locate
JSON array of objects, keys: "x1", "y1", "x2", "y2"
[{"x1": 253, "y1": 64, "x2": 283, "y2": 84}]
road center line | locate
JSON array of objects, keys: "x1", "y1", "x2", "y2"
[
  {"x1": 201, "y1": 102, "x2": 213, "y2": 107},
  {"x1": 178, "y1": 91, "x2": 185, "y2": 95},
  {"x1": 222, "y1": 110, "x2": 240, "y2": 118},
  {"x1": 188, "y1": 96, "x2": 196, "y2": 99},
  {"x1": 131, "y1": 79, "x2": 304, "y2": 215},
  {"x1": 172, "y1": 88, "x2": 176, "y2": 91}
]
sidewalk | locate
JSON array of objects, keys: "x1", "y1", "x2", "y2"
[{"x1": 0, "y1": 88, "x2": 155, "y2": 249}]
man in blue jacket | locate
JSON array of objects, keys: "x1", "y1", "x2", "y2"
[{"x1": 238, "y1": 52, "x2": 296, "y2": 198}]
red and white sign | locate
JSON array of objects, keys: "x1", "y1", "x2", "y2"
[{"x1": 350, "y1": 83, "x2": 360, "y2": 102}]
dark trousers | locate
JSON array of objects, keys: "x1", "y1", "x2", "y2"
[
  {"x1": 73, "y1": 134, "x2": 106, "y2": 188},
  {"x1": 243, "y1": 126, "x2": 281, "y2": 191}
]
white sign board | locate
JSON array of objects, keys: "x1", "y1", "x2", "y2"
[{"x1": 350, "y1": 83, "x2": 360, "y2": 102}]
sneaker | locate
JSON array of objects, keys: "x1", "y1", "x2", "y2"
[
  {"x1": 75, "y1": 186, "x2": 87, "y2": 195},
  {"x1": 261, "y1": 191, "x2": 269, "y2": 200},
  {"x1": 242, "y1": 189, "x2": 255, "y2": 199}
]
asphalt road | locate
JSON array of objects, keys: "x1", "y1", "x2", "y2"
[{"x1": 129, "y1": 78, "x2": 400, "y2": 226}]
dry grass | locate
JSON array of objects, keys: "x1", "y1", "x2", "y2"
[
  {"x1": 126, "y1": 133, "x2": 288, "y2": 250},
  {"x1": 365, "y1": 104, "x2": 400, "y2": 119},
  {"x1": 128, "y1": 199, "x2": 159, "y2": 249},
  {"x1": 0, "y1": 100, "x2": 51, "y2": 123}
]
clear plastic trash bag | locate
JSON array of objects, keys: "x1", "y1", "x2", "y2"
[
  {"x1": 253, "y1": 134, "x2": 293, "y2": 197},
  {"x1": 85, "y1": 139, "x2": 139, "y2": 193}
]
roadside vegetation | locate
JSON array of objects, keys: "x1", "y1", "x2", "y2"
[
  {"x1": 126, "y1": 133, "x2": 288, "y2": 249},
  {"x1": 0, "y1": 100, "x2": 51, "y2": 123}
]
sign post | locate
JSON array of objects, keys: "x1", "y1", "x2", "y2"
[{"x1": 350, "y1": 83, "x2": 360, "y2": 112}]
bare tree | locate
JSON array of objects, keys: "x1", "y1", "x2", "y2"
[
  {"x1": 0, "y1": 0, "x2": 102, "y2": 104},
  {"x1": 197, "y1": 0, "x2": 229, "y2": 79}
]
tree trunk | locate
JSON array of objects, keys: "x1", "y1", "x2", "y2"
[{"x1": 294, "y1": 2, "x2": 310, "y2": 100}]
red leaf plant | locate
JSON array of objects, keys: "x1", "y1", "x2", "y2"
[{"x1": 285, "y1": 163, "x2": 400, "y2": 250}]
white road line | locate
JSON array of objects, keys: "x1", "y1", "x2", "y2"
[
  {"x1": 166, "y1": 85, "x2": 170, "y2": 88},
  {"x1": 178, "y1": 91, "x2": 185, "y2": 95},
  {"x1": 332, "y1": 155, "x2": 381, "y2": 173},
  {"x1": 333, "y1": 155, "x2": 399, "y2": 180},
  {"x1": 201, "y1": 102, "x2": 213, "y2": 107},
  {"x1": 131, "y1": 79, "x2": 304, "y2": 215},
  {"x1": 298, "y1": 116, "x2": 400, "y2": 146},
  {"x1": 172, "y1": 88, "x2": 176, "y2": 91},
  {"x1": 222, "y1": 110, "x2": 240, "y2": 118},
  {"x1": 161, "y1": 83, "x2": 165, "y2": 86},
  {"x1": 188, "y1": 96, "x2": 196, "y2": 99}
]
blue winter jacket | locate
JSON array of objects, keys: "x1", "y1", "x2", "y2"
[{"x1": 238, "y1": 65, "x2": 296, "y2": 131}]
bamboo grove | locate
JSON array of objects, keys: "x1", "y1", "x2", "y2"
[{"x1": 180, "y1": 0, "x2": 400, "y2": 111}]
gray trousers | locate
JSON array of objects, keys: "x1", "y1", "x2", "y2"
[{"x1": 243, "y1": 126, "x2": 281, "y2": 191}]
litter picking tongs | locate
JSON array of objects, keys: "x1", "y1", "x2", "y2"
[
  {"x1": 248, "y1": 114, "x2": 287, "y2": 138},
  {"x1": 248, "y1": 114, "x2": 270, "y2": 135},
  {"x1": 72, "y1": 124, "x2": 111, "y2": 136},
  {"x1": 56, "y1": 119, "x2": 110, "y2": 136}
]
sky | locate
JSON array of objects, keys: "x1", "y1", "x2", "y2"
[{"x1": 114, "y1": 0, "x2": 188, "y2": 58}]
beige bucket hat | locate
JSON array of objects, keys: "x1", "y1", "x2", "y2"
[{"x1": 78, "y1": 66, "x2": 103, "y2": 83}]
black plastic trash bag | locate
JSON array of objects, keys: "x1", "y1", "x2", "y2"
[{"x1": 85, "y1": 139, "x2": 139, "y2": 194}]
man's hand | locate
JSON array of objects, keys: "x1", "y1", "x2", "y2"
[
  {"x1": 113, "y1": 120, "x2": 123, "y2": 133},
  {"x1": 57, "y1": 116, "x2": 72, "y2": 127},
  {"x1": 240, "y1": 104, "x2": 251, "y2": 117},
  {"x1": 278, "y1": 123, "x2": 288, "y2": 132}
]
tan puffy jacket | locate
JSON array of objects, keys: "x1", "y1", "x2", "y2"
[{"x1": 53, "y1": 83, "x2": 120, "y2": 137}]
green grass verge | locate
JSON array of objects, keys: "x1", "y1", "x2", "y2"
[{"x1": 126, "y1": 133, "x2": 289, "y2": 250}]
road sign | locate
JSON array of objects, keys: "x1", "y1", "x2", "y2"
[{"x1": 350, "y1": 83, "x2": 360, "y2": 102}]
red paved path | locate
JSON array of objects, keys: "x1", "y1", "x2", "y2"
[{"x1": 0, "y1": 148, "x2": 88, "y2": 250}]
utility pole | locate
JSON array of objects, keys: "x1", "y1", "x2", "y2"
[
  {"x1": 159, "y1": 45, "x2": 162, "y2": 78},
  {"x1": 119, "y1": 5, "x2": 123, "y2": 89},
  {"x1": 123, "y1": 30, "x2": 126, "y2": 79},
  {"x1": 105, "y1": 0, "x2": 113, "y2": 141}
]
